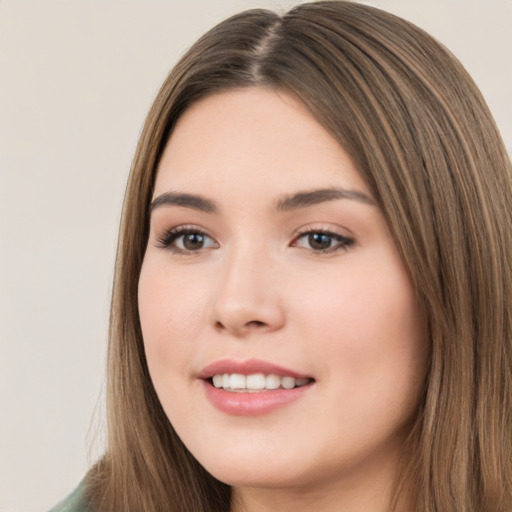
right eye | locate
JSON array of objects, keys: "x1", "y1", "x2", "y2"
[{"x1": 157, "y1": 227, "x2": 218, "y2": 254}]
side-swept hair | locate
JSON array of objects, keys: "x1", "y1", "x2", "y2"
[{"x1": 87, "y1": 2, "x2": 512, "y2": 511}]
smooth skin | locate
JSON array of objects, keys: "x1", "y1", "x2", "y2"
[{"x1": 138, "y1": 88, "x2": 427, "y2": 512}]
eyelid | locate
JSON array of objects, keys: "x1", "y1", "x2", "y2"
[
  {"x1": 155, "y1": 224, "x2": 218, "y2": 253},
  {"x1": 290, "y1": 224, "x2": 355, "y2": 254},
  {"x1": 153, "y1": 222, "x2": 354, "y2": 255}
]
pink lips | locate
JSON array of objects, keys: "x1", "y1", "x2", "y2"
[
  {"x1": 198, "y1": 358, "x2": 314, "y2": 416},
  {"x1": 198, "y1": 358, "x2": 311, "y2": 380}
]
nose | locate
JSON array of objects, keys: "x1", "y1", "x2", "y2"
[{"x1": 211, "y1": 247, "x2": 285, "y2": 337}]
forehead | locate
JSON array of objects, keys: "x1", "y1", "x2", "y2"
[{"x1": 154, "y1": 87, "x2": 369, "y2": 201}]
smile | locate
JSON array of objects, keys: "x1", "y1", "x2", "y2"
[
  {"x1": 211, "y1": 373, "x2": 311, "y2": 392},
  {"x1": 198, "y1": 359, "x2": 315, "y2": 415}
]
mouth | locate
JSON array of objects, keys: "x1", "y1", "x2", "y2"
[
  {"x1": 209, "y1": 373, "x2": 313, "y2": 392},
  {"x1": 198, "y1": 359, "x2": 315, "y2": 415}
]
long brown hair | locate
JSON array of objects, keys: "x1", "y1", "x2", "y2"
[{"x1": 86, "y1": 2, "x2": 512, "y2": 511}]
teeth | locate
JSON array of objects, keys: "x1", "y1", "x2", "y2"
[
  {"x1": 281, "y1": 376, "x2": 295, "y2": 389},
  {"x1": 211, "y1": 373, "x2": 311, "y2": 392},
  {"x1": 229, "y1": 373, "x2": 246, "y2": 389},
  {"x1": 266, "y1": 374, "x2": 281, "y2": 390},
  {"x1": 246, "y1": 373, "x2": 266, "y2": 390},
  {"x1": 212, "y1": 374, "x2": 223, "y2": 387}
]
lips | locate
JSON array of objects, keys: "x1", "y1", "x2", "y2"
[
  {"x1": 198, "y1": 358, "x2": 315, "y2": 416},
  {"x1": 198, "y1": 358, "x2": 312, "y2": 379}
]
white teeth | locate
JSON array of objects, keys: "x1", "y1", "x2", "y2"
[
  {"x1": 211, "y1": 373, "x2": 311, "y2": 391},
  {"x1": 266, "y1": 374, "x2": 281, "y2": 390},
  {"x1": 229, "y1": 373, "x2": 246, "y2": 389},
  {"x1": 246, "y1": 373, "x2": 266, "y2": 390},
  {"x1": 281, "y1": 376, "x2": 296, "y2": 389}
]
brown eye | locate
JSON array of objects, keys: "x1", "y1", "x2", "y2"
[
  {"x1": 308, "y1": 233, "x2": 334, "y2": 251},
  {"x1": 157, "y1": 228, "x2": 218, "y2": 253},
  {"x1": 293, "y1": 230, "x2": 355, "y2": 254},
  {"x1": 182, "y1": 233, "x2": 206, "y2": 250}
]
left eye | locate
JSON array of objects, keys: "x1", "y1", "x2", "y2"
[
  {"x1": 293, "y1": 231, "x2": 354, "y2": 253},
  {"x1": 157, "y1": 229, "x2": 217, "y2": 253},
  {"x1": 176, "y1": 232, "x2": 214, "y2": 251}
]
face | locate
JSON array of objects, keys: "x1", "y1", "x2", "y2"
[{"x1": 138, "y1": 88, "x2": 427, "y2": 494}]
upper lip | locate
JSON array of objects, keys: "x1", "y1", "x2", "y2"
[{"x1": 197, "y1": 358, "x2": 312, "y2": 380}]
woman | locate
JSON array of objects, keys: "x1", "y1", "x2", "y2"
[{"x1": 51, "y1": 1, "x2": 512, "y2": 511}]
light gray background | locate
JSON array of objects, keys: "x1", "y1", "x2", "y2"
[{"x1": 1, "y1": 1, "x2": 510, "y2": 511}]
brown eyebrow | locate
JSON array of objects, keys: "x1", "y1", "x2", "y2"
[
  {"x1": 275, "y1": 187, "x2": 375, "y2": 211},
  {"x1": 150, "y1": 192, "x2": 218, "y2": 213},
  {"x1": 150, "y1": 187, "x2": 375, "y2": 215}
]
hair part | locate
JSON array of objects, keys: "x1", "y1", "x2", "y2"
[{"x1": 86, "y1": 2, "x2": 512, "y2": 511}]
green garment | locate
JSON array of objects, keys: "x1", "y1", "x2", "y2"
[{"x1": 48, "y1": 482, "x2": 91, "y2": 512}]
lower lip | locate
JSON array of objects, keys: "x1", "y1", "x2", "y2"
[{"x1": 202, "y1": 380, "x2": 313, "y2": 416}]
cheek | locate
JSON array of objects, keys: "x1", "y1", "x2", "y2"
[
  {"x1": 138, "y1": 259, "x2": 208, "y2": 373},
  {"x1": 293, "y1": 254, "x2": 426, "y2": 398}
]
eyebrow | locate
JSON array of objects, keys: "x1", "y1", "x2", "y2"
[
  {"x1": 150, "y1": 192, "x2": 217, "y2": 213},
  {"x1": 275, "y1": 187, "x2": 375, "y2": 211},
  {"x1": 150, "y1": 187, "x2": 375, "y2": 214}
]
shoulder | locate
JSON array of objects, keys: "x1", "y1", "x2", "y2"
[{"x1": 47, "y1": 482, "x2": 92, "y2": 512}]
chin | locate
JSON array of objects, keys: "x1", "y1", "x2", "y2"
[
  {"x1": 204, "y1": 459, "x2": 312, "y2": 490},
  {"x1": 182, "y1": 433, "x2": 312, "y2": 489}
]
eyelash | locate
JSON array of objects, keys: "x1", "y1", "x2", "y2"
[
  {"x1": 292, "y1": 227, "x2": 355, "y2": 255},
  {"x1": 156, "y1": 226, "x2": 355, "y2": 255},
  {"x1": 156, "y1": 225, "x2": 218, "y2": 254}
]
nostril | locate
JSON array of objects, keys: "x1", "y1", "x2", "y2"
[
  {"x1": 214, "y1": 319, "x2": 268, "y2": 333},
  {"x1": 247, "y1": 320, "x2": 266, "y2": 328}
]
